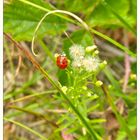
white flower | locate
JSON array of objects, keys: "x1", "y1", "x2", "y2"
[
  {"x1": 71, "y1": 56, "x2": 84, "y2": 68},
  {"x1": 69, "y1": 44, "x2": 85, "y2": 59},
  {"x1": 69, "y1": 44, "x2": 101, "y2": 72},
  {"x1": 83, "y1": 57, "x2": 99, "y2": 72}
]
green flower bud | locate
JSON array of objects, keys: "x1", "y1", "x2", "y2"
[
  {"x1": 82, "y1": 86, "x2": 87, "y2": 90},
  {"x1": 130, "y1": 82, "x2": 135, "y2": 87},
  {"x1": 71, "y1": 96, "x2": 74, "y2": 99},
  {"x1": 82, "y1": 127, "x2": 87, "y2": 135},
  {"x1": 130, "y1": 74, "x2": 136, "y2": 80},
  {"x1": 95, "y1": 80, "x2": 103, "y2": 87},
  {"x1": 85, "y1": 45, "x2": 97, "y2": 53},
  {"x1": 86, "y1": 45, "x2": 97, "y2": 53},
  {"x1": 61, "y1": 86, "x2": 68, "y2": 93},
  {"x1": 92, "y1": 50, "x2": 99, "y2": 57},
  {"x1": 108, "y1": 84, "x2": 113, "y2": 89},
  {"x1": 93, "y1": 94, "x2": 99, "y2": 99},
  {"x1": 94, "y1": 50, "x2": 99, "y2": 55},
  {"x1": 68, "y1": 59, "x2": 71, "y2": 65},
  {"x1": 87, "y1": 92, "x2": 92, "y2": 96},
  {"x1": 99, "y1": 60, "x2": 107, "y2": 69}
]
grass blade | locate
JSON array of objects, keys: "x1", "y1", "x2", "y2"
[
  {"x1": 9, "y1": 90, "x2": 57, "y2": 103},
  {"x1": 89, "y1": 28, "x2": 136, "y2": 57},
  {"x1": 4, "y1": 117, "x2": 48, "y2": 140},
  {"x1": 101, "y1": 0, "x2": 136, "y2": 35}
]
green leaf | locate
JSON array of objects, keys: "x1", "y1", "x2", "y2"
[
  {"x1": 63, "y1": 0, "x2": 99, "y2": 13},
  {"x1": 116, "y1": 109, "x2": 136, "y2": 140},
  {"x1": 4, "y1": 0, "x2": 66, "y2": 41},
  {"x1": 101, "y1": 0, "x2": 136, "y2": 34},
  {"x1": 127, "y1": 109, "x2": 137, "y2": 130},
  {"x1": 87, "y1": 0, "x2": 136, "y2": 28},
  {"x1": 116, "y1": 131, "x2": 127, "y2": 140}
]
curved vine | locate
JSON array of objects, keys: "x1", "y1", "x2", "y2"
[{"x1": 31, "y1": 9, "x2": 90, "y2": 56}]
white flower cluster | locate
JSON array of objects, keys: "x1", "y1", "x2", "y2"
[
  {"x1": 69, "y1": 44, "x2": 99, "y2": 72},
  {"x1": 69, "y1": 44, "x2": 85, "y2": 58}
]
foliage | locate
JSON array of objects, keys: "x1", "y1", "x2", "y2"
[{"x1": 4, "y1": 0, "x2": 136, "y2": 140}]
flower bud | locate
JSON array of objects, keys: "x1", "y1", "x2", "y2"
[
  {"x1": 130, "y1": 74, "x2": 136, "y2": 80},
  {"x1": 61, "y1": 86, "x2": 68, "y2": 93},
  {"x1": 85, "y1": 45, "x2": 97, "y2": 53},
  {"x1": 68, "y1": 59, "x2": 71, "y2": 64},
  {"x1": 54, "y1": 53, "x2": 59, "y2": 58},
  {"x1": 94, "y1": 50, "x2": 99, "y2": 55},
  {"x1": 95, "y1": 80, "x2": 103, "y2": 87},
  {"x1": 99, "y1": 60, "x2": 107, "y2": 69},
  {"x1": 82, "y1": 86, "x2": 87, "y2": 90},
  {"x1": 87, "y1": 92, "x2": 92, "y2": 96},
  {"x1": 108, "y1": 84, "x2": 113, "y2": 89},
  {"x1": 92, "y1": 50, "x2": 99, "y2": 57},
  {"x1": 130, "y1": 82, "x2": 135, "y2": 87},
  {"x1": 71, "y1": 96, "x2": 74, "y2": 99},
  {"x1": 82, "y1": 127, "x2": 87, "y2": 135}
]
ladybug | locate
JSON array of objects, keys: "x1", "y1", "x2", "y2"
[{"x1": 56, "y1": 54, "x2": 68, "y2": 69}]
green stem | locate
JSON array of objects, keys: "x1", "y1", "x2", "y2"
[{"x1": 89, "y1": 28, "x2": 136, "y2": 57}]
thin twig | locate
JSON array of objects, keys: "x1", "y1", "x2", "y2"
[
  {"x1": 4, "y1": 33, "x2": 49, "y2": 81},
  {"x1": 15, "y1": 55, "x2": 22, "y2": 78},
  {"x1": 123, "y1": 30, "x2": 131, "y2": 92}
]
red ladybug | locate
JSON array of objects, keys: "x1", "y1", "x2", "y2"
[{"x1": 56, "y1": 55, "x2": 68, "y2": 69}]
